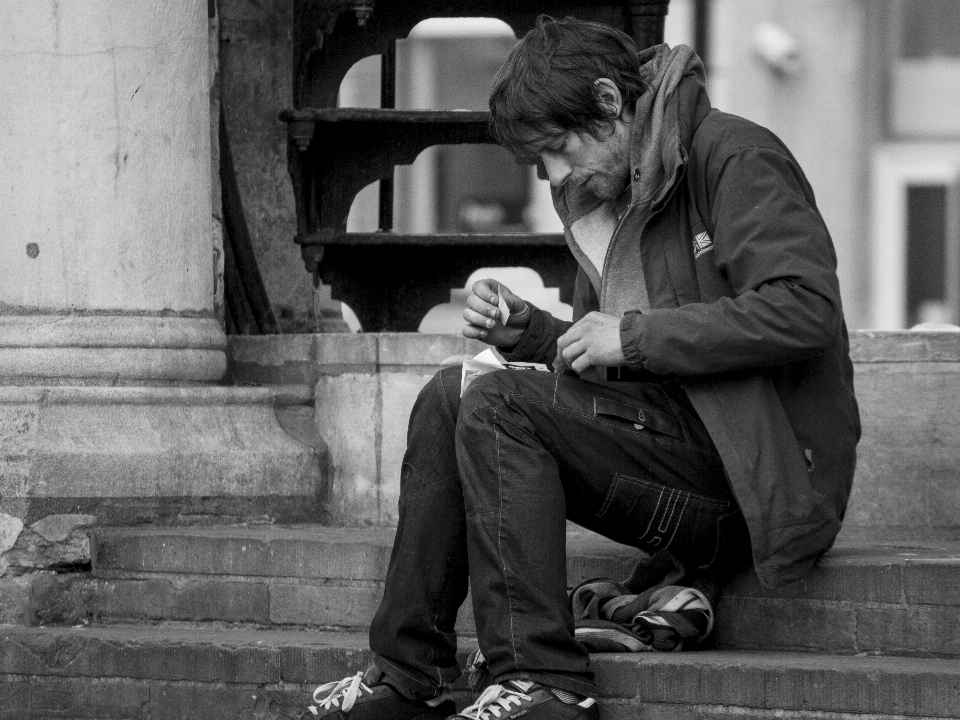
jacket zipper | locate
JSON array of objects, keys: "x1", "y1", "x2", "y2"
[
  {"x1": 599, "y1": 203, "x2": 635, "y2": 308},
  {"x1": 600, "y1": 166, "x2": 688, "y2": 310}
]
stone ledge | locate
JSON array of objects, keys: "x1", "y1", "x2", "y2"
[
  {"x1": 0, "y1": 316, "x2": 225, "y2": 350},
  {"x1": 0, "y1": 385, "x2": 277, "y2": 405},
  {"x1": 227, "y1": 333, "x2": 485, "y2": 385},
  {"x1": 850, "y1": 330, "x2": 960, "y2": 362},
  {"x1": 227, "y1": 331, "x2": 960, "y2": 528},
  {"x1": 0, "y1": 386, "x2": 325, "y2": 526},
  {"x1": 2, "y1": 626, "x2": 960, "y2": 717}
]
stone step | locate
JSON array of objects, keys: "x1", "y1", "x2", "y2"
[
  {"x1": 85, "y1": 525, "x2": 960, "y2": 658},
  {"x1": 716, "y1": 535, "x2": 960, "y2": 657},
  {"x1": 1, "y1": 624, "x2": 959, "y2": 719},
  {"x1": 86, "y1": 525, "x2": 635, "y2": 634}
]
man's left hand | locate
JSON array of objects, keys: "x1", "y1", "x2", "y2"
[{"x1": 557, "y1": 312, "x2": 626, "y2": 374}]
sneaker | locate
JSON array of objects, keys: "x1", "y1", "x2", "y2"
[
  {"x1": 301, "y1": 668, "x2": 455, "y2": 719},
  {"x1": 448, "y1": 680, "x2": 598, "y2": 720}
]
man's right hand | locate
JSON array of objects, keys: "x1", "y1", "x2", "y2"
[{"x1": 462, "y1": 279, "x2": 531, "y2": 348}]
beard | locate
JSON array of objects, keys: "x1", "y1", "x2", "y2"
[{"x1": 587, "y1": 169, "x2": 630, "y2": 201}]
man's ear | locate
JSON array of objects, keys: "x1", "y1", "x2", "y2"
[{"x1": 593, "y1": 78, "x2": 624, "y2": 118}]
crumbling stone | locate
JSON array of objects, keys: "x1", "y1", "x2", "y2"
[
  {"x1": 0, "y1": 513, "x2": 25, "y2": 575},
  {"x1": 5, "y1": 515, "x2": 95, "y2": 572},
  {"x1": 30, "y1": 514, "x2": 97, "y2": 543}
]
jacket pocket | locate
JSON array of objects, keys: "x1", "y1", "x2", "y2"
[
  {"x1": 594, "y1": 397, "x2": 683, "y2": 441},
  {"x1": 596, "y1": 472, "x2": 734, "y2": 570}
]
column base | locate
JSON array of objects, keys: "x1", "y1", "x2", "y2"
[
  {"x1": 0, "y1": 316, "x2": 227, "y2": 386},
  {"x1": 0, "y1": 385, "x2": 325, "y2": 525}
]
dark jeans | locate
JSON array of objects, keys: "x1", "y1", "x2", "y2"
[{"x1": 369, "y1": 365, "x2": 748, "y2": 698}]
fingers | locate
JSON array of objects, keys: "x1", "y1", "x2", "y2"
[
  {"x1": 465, "y1": 288, "x2": 499, "y2": 316},
  {"x1": 463, "y1": 279, "x2": 509, "y2": 343},
  {"x1": 462, "y1": 305, "x2": 497, "y2": 331},
  {"x1": 556, "y1": 318, "x2": 584, "y2": 352},
  {"x1": 469, "y1": 279, "x2": 503, "y2": 312},
  {"x1": 462, "y1": 322, "x2": 490, "y2": 341},
  {"x1": 559, "y1": 338, "x2": 591, "y2": 374},
  {"x1": 464, "y1": 294, "x2": 501, "y2": 331},
  {"x1": 556, "y1": 313, "x2": 605, "y2": 373},
  {"x1": 471, "y1": 278, "x2": 503, "y2": 306},
  {"x1": 468, "y1": 278, "x2": 526, "y2": 326}
]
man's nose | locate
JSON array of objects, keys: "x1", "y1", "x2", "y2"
[{"x1": 541, "y1": 155, "x2": 572, "y2": 188}]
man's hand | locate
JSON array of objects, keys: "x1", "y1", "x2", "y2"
[
  {"x1": 557, "y1": 312, "x2": 626, "y2": 373},
  {"x1": 462, "y1": 279, "x2": 531, "y2": 347}
]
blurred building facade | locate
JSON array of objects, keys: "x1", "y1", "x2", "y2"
[
  {"x1": 211, "y1": 0, "x2": 960, "y2": 332},
  {"x1": 710, "y1": 0, "x2": 960, "y2": 330},
  {"x1": 334, "y1": 0, "x2": 960, "y2": 332}
]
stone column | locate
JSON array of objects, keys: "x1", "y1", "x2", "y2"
[
  {"x1": 0, "y1": 1, "x2": 221, "y2": 383},
  {"x1": 0, "y1": 0, "x2": 322, "y2": 600}
]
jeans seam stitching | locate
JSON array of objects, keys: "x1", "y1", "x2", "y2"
[
  {"x1": 437, "y1": 369, "x2": 456, "y2": 423},
  {"x1": 659, "y1": 489, "x2": 678, "y2": 535},
  {"x1": 428, "y1": 538, "x2": 464, "y2": 671},
  {"x1": 636, "y1": 485, "x2": 664, "y2": 543},
  {"x1": 379, "y1": 656, "x2": 435, "y2": 691},
  {"x1": 666, "y1": 493, "x2": 689, "y2": 549},
  {"x1": 614, "y1": 472, "x2": 732, "y2": 507},
  {"x1": 401, "y1": 462, "x2": 459, "y2": 490},
  {"x1": 469, "y1": 392, "x2": 720, "y2": 458},
  {"x1": 494, "y1": 406, "x2": 521, "y2": 668}
]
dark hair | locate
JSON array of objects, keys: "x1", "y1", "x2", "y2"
[{"x1": 489, "y1": 15, "x2": 646, "y2": 158}]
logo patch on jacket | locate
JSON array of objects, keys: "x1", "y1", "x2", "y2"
[{"x1": 693, "y1": 231, "x2": 713, "y2": 258}]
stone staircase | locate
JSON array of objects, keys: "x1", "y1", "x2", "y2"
[
  {"x1": 2, "y1": 526, "x2": 960, "y2": 718},
  {"x1": 2, "y1": 331, "x2": 960, "y2": 719}
]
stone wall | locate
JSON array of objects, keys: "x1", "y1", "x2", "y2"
[
  {"x1": 229, "y1": 333, "x2": 485, "y2": 524},
  {"x1": 229, "y1": 330, "x2": 960, "y2": 534}
]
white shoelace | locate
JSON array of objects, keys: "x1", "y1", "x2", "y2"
[
  {"x1": 305, "y1": 672, "x2": 372, "y2": 715},
  {"x1": 457, "y1": 683, "x2": 532, "y2": 720}
]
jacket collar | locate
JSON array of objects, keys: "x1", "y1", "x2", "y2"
[
  {"x1": 551, "y1": 44, "x2": 712, "y2": 228},
  {"x1": 628, "y1": 44, "x2": 711, "y2": 213}
]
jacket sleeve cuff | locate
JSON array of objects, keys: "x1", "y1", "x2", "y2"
[
  {"x1": 499, "y1": 303, "x2": 545, "y2": 360},
  {"x1": 500, "y1": 303, "x2": 562, "y2": 364},
  {"x1": 620, "y1": 311, "x2": 648, "y2": 370}
]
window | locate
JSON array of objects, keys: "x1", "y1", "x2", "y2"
[
  {"x1": 870, "y1": 144, "x2": 960, "y2": 328},
  {"x1": 889, "y1": 0, "x2": 960, "y2": 138}
]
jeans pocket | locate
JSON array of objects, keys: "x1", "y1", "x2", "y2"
[
  {"x1": 594, "y1": 397, "x2": 683, "y2": 441},
  {"x1": 596, "y1": 472, "x2": 732, "y2": 570}
]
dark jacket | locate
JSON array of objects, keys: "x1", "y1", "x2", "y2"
[{"x1": 505, "y1": 46, "x2": 860, "y2": 589}]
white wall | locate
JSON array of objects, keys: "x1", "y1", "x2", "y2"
[{"x1": 710, "y1": 0, "x2": 872, "y2": 329}]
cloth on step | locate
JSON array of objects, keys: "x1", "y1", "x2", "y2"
[{"x1": 569, "y1": 549, "x2": 717, "y2": 653}]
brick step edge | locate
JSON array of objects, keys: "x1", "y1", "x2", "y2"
[
  {"x1": 90, "y1": 526, "x2": 960, "y2": 605},
  {"x1": 85, "y1": 526, "x2": 960, "y2": 658},
  {"x1": 2, "y1": 625, "x2": 960, "y2": 718},
  {"x1": 76, "y1": 570, "x2": 960, "y2": 659}
]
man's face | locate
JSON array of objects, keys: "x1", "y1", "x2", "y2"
[{"x1": 531, "y1": 121, "x2": 632, "y2": 201}]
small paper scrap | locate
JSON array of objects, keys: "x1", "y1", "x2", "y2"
[{"x1": 460, "y1": 349, "x2": 550, "y2": 396}]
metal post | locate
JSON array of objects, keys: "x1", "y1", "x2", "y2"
[
  {"x1": 694, "y1": 0, "x2": 711, "y2": 74},
  {"x1": 626, "y1": 0, "x2": 670, "y2": 50},
  {"x1": 378, "y1": 39, "x2": 396, "y2": 232}
]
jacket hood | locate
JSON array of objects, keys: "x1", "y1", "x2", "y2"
[
  {"x1": 629, "y1": 43, "x2": 710, "y2": 210},
  {"x1": 553, "y1": 44, "x2": 709, "y2": 229},
  {"x1": 552, "y1": 44, "x2": 712, "y2": 317},
  {"x1": 597, "y1": 44, "x2": 709, "y2": 316}
]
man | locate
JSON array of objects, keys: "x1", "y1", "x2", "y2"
[{"x1": 304, "y1": 15, "x2": 859, "y2": 720}]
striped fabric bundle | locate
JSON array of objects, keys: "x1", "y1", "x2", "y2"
[{"x1": 570, "y1": 580, "x2": 714, "y2": 652}]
